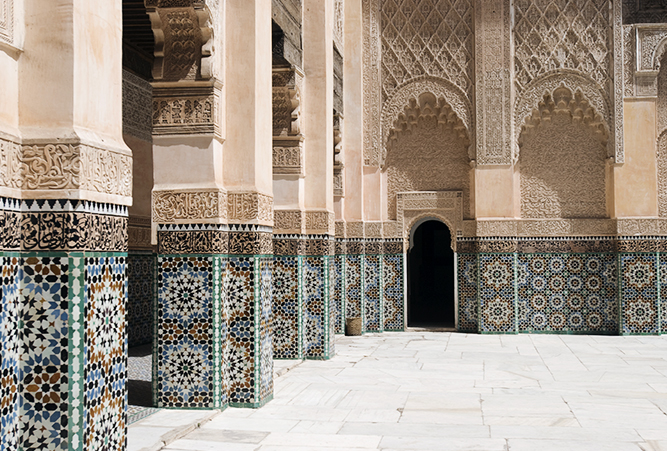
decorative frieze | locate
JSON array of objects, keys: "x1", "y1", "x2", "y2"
[
  {"x1": 304, "y1": 210, "x2": 335, "y2": 235},
  {"x1": 227, "y1": 192, "x2": 273, "y2": 224},
  {"x1": 274, "y1": 209, "x2": 304, "y2": 234},
  {"x1": 157, "y1": 223, "x2": 228, "y2": 254},
  {"x1": 0, "y1": 198, "x2": 128, "y2": 252},
  {"x1": 272, "y1": 142, "x2": 304, "y2": 176},
  {"x1": 475, "y1": 0, "x2": 512, "y2": 165},
  {"x1": 152, "y1": 83, "x2": 221, "y2": 137},
  {"x1": 129, "y1": 216, "x2": 153, "y2": 250},
  {"x1": 0, "y1": 139, "x2": 132, "y2": 199},
  {"x1": 152, "y1": 189, "x2": 227, "y2": 223}
]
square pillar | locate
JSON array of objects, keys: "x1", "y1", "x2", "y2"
[{"x1": 382, "y1": 239, "x2": 405, "y2": 332}]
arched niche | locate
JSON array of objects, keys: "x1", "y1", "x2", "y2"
[
  {"x1": 514, "y1": 71, "x2": 614, "y2": 164},
  {"x1": 518, "y1": 85, "x2": 609, "y2": 220},
  {"x1": 383, "y1": 92, "x2": 473, "y2": 221}
]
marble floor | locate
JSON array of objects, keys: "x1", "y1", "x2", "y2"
[{"x1": 129, "y1": 332, "x2": 667, "y2": 451}]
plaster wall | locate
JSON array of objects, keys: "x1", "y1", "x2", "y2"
[
  {"x1": 224, "y1": 0, "x2": 273, "y2": 195},
  {"x1": 342, "y1": 0, "x2": 363, "y2": 221},
  {"x1": 125, "y1": 134, "x2": 153, "y2": 218},
  {"x1": 475, "y1": 166, "x2": 514, "y2": 218},
  {"x1": 0, "y1": 51, "x2": 19, "y2": 135},
  {"x1": 614, "y1": 99, "x2": 659, "y2": 217},
  {"x1": 303, "y1": 0, "x2": 334, "y2": 212},
  {"x1": 153, "y1": 135, "x2": 223, "y2": 190}
]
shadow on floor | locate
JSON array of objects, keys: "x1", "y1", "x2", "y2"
[{"x1": 128, "y1": 344, "x2": 153, "y2": 408}]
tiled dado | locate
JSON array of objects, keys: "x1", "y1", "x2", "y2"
[
  {"x1": 128, "y1": 253, "x2": 156, "y2": 347},
  {"x1": 0, "y1": 253, "x2": 128, "y2": 451},
  {"x1": 335, "y1": 239, "x2": 406, "y2": 334},
  {"x1": 457, "y1": 237, "x2": 667, "y2": 335},
  {"x1": 272, "y1": 235, "x2": 335, "y2": 360},
  {"x1": 0, "y1": 197, "x2": 129, "y2": 451},
  {"x1": 156, "y1": 225, "x2": 274, "y2": 409}
]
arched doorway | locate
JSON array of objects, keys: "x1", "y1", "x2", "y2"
[{"x1": 408, "y1": 220, "x2": 456, "y2": 328}]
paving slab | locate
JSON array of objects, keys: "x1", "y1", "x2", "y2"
[{"x1": 129, "y1": 332, "x2": 667, "y2": 451}]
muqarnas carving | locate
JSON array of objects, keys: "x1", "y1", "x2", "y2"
[
  {"x1": 384, "y1": 92, "x2": 471, "y2": 220},
  {"x1": 519, "y1": 87, "x2": 608, "y2": 220}
]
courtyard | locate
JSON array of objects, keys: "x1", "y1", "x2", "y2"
[{"x1": 128, "y1": 332, "x2": 667, "y2": 451}]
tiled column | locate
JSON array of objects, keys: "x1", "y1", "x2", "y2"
[
  {"x1": 224, "y1": 0, "x2": 274, "y2": 405},
  {"x1": 333, "y1": 222, "x2": 347, "y2": 334},
  {"x1": 363, "y1": 236, "x2": 383, "y2": 333},
  {"x1": 8, "y1": 0, "x2": 133, "y2": 449},
  {"x1": 456, "y1": 239, "x2": 479, "y2": 333},
  {"x1": 344, "y1": 233, "x2": 365, "y2": 328},
  {"x1": 301, "y1": 0, "x2": 336, "y2": 358},
  {"x1": 383, "y1": 238, "x2": 405, "y2": 332}
]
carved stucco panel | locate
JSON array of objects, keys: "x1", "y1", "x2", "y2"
[
  {"x1": 228, "y1": 192, "x2": 273, "y2": 223},
  {"x1": 520, "y1": 113, "x2": 607, "y2": 220},
  {"x1": 514, "y1": 71, "x2": 613, "y2": 163},
  {"x1": 385, "y1": 118, "x2": 471, "y2": 221},
  {"x1": 152, "y1": 189, "x2": 227, "y2": 223},
  {"x1": 397, "y1": 191, "x2": 463, "y2": 245},
  {"x1": 475, "y1": 0, "x2": 512, "y2": 165}
]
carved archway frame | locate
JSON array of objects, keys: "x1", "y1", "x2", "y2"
[
  {"x1": 513, "y1": 70, "x2": 615, "y2": 164},
  {"x1": 397, "y1": 191, "x2": 463, "y2": 253},
  {"x1": 381, "y1": 77, "x2": 475, "y2": 167}
]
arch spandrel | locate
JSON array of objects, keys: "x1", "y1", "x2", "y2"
[
  {"x1": 514, "y1": 71, "x2": 614, "y2": 165},
  {"x1": 381, "y1": 77, "x2": 474, "y2": 166},
  {"x1": 406, "y1": 214, "x2": 458, "y2": 253}
]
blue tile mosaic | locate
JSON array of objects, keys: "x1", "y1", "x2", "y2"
[
  {"x1": 517, "y1": 253, "x2": 618, "y2": 334},
  {"x1": 156, "y1": 256, "x2": 214, "y2": 408},
  {"x1": 621, "y1": 254, "x2": 660, "y2": 335},
  {"x1": 345, "y1": 255, "x2": 362, "y2": 320},
  {"x1": 333, "y1": 255, "x2": 345, "y2": 334},
  {"x1": 383, "y1": 254, "x2": 404, "y2": 331},
  {"x1": 272, "y1": 256, "x2": 301, "y2": 359},
  {"x1": 457, "y1": 253, "x2": 478, "y2": 333},
  {"x1": 363, "y1": 255, "x2": 382, "y2": 332},
  {"x1": 479, "y1": 254, "x2": 516, "y2": 333},
  {"x1": 127, "y1": 254, "x2": 155, "y2": 347},
  {"x1": 84, "y1": 255, "x2": 127, "y2": 450},
  {"x1": 1, "y1": 255, "x2": 20, "y2": 451},
  {"x1": 303, "y1": 256, "x2": 330, "y2": 358}
]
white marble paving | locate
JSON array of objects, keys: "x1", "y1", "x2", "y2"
[{"x1": 128, "y1": 332, "x2": 667, "y2": 451}]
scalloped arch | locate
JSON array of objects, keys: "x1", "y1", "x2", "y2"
[
  {"x1": 382, "y1": 77, "x2": 474, "y2": 166},
  {"x1": 514, "y1": 71, "x2": 613, "y2": 164},
  {"x1": 652, "y1": 35, "x2": 667, "y2": 70}
]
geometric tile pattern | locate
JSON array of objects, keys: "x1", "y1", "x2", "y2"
[
  {"x1": 518, "y1": 253, "x2": 618, "y2": 334},
  {"x1": 84, "y1": 255, "x2": 127, "y2": 451},
  {"x1": 661, "y1": 255, "x2": 667, "y2": 334},
  {"x1": 363, "y1": 255, "x2": 382, "y2": 332},
  {"x1": 226, "y1": 256, "x2": 273, "y2": 406},
  {"x1": 383, "y1": 253, "x2": 404, "y2": 331},
  {"x1": 478, "y1": 254, "x2": 516, "y2": 334},
  {"x1": 1, "y1": 255, "x2": 19, "y2": 451},
  {"x1": 302, "y1": 256, "x2": 332, "y2": 359},
  {"x1": 259, "y1": 257, "x2": 274, "y2": 403},
  {"x1": 621, "y1": 254, "x2": 659, "y2": 335},
  {"x1": 213, "y1": 256, "x2": 227, "y2": 409},
  {"x1": 327, "y1": 257, "x2": 336, "y2": 358},
  {"x1": 345, "y1": 255, "x2": 363, "y2": 319},
  {"x1": 333, "y1": 255, "x2": 345, "y2": 334},
  {"x1": 156, "y1": 256, "x2": 214, "y2": 408},
  {"x1": 127, "y1": 253, "x2": 155, "y2": 347},
  {"x1": 19, "y1": 256, "x2": 71, "y2": 451},
  {"x1": 272, "y1": 256, "x2": 301, "y2": 359},
  {"x1": 457, "y1": 253, "x2": 478, "y2": 333}
]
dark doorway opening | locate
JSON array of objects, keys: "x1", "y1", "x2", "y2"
[{"x1": 408, "y1": 220, "x2": 456, "y2": 328}]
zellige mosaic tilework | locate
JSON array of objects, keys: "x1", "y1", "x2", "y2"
[
  {"x1": 272, "y1": 257, "x2": 301, "y2": 359},
  {"x1": 363, "y1": 255, "x2": 382, "y2": 332},
  {"x1": 457, "y1": 253, "x2": 478, "y2": 333},
  {"x1": 383, "y1": 253, "x2": 404, "y2": 331},
  {"x1": 621, "y1": 254, "x2": 660, "y2": 335}
]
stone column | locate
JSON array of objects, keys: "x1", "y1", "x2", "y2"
[
  {"x1": 4, "y1": 1, "x2": 132, "y2": 450},
  {"x1": 302, "y1": 0, "x2": 336, "y2": 359},
  {"x1": 223, "y1": 0, "x2": 274, "y2": 405}
]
